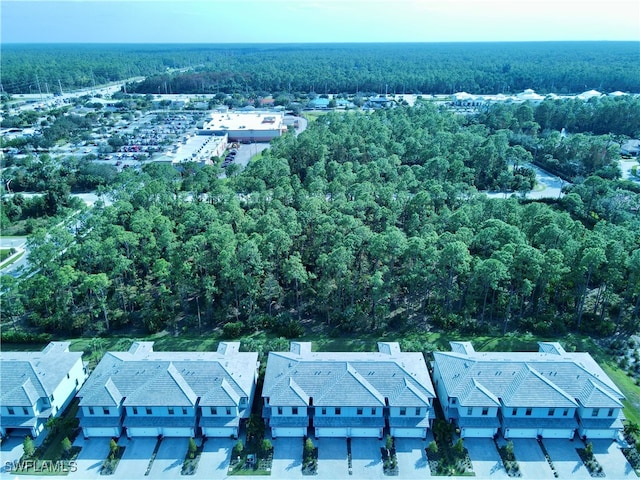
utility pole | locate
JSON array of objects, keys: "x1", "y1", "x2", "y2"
[{"x1": 35, "y1": 75, "x2": 43, "y2": 100}]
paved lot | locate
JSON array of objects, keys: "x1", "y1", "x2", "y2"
[
  {"x1": 394, "y1": 437, "x2": 430, "y2": 478},
  {"x1": 316, "y1": 437, "x2": 347, "y2": 479},
  {"x1": 465, "y1": 437, "x2": 509, "y2": 478},
  {"x1": 195, "y1": 438, "x2": 232, "y2": 478},
  {"x1": 70, "y1": 437, "x2": 110, "y2": 478},
  {"x1": 148, "y1": 437, "x2": 186, "y2": 477},
  {"x1": 350, "y1": 438, "x2": 383, "y2": 479},
  {"x1": 543, "y1": 438, "x2": 591, "y2": 479},
  {"x1": 270, "y1": 437, "x2": 302, "y2": 478},
  {"x1": 511, "y1": 438, "x2": 555, "y2": 479}
]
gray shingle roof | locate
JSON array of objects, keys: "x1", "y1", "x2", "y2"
[
  {"x1": 433, "y1": 342, "x2": 624, "y2": 410},
  {"x1": 263, "y1": 342, "x2": 434, "y2": 408},
  {"x1": 77, "y1": 342, "x2": 257, "y2": 409},
  {"x1": 0, "y1": 342, "x2": 82, "y2": 407}
]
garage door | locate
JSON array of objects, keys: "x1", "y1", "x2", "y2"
[
  {"x1": 161, "y1": 427, "x2": 194, "y2": 437},
  {"x1": 271, "y1": 427, "x2": 305, "y2": 438},
  {"x1": 580, "y1": 429, "x2": 615, "y2": 439},
  {"x1": 504, "y1": 428, "x2": 537, "y2": 439},
  {"x1": 315, "y1": 427, "x2": 348, "y2": 438},
  {"x1": 539, "y1": 428, "x2": 573, "y2": 439},
  {"x1": 461, "y1": 427, "x2": 497, "y2": 438},
  {"x1": 203, "y1": 427, "x2": 237, "y2": 438},
  {"x1": 350, "y1": 427, "x2": 381, "y2": 438},
  {"x1": 391, "y1": 427, "x2": 424, "y2": 438},
  {"x1": 83, "y1": 427, "x2": 121, "y2": 438},
  {"x1": 127, "y1": 427, "x2": 160, "y2": 437}
]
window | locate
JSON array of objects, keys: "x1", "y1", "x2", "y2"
[
  {"x1": 481, "y1": 407, "x2": 489, "y2": 416},
  {"x1": 400, "y1": 408, "x2": 406, "y2": 416},
  {"x1": 357, "y1": 408, "x2": 363, "y2": 415},
  {"x1": 133, "y1": 407, "x2": 138, "y2": 415},
  {"x1": 103, "y1": 407, "x2": 110, "y2": 415},
  {"x1": 277, "y1": 407, "x2": 283, "y2": 415},
  {"x1": 608, "y1": 408, "x2": 615, "y2": 417},
  {"x1": 67, "y1": 373, "x2": 70, "y2": 379},
  {"x1": 335, "y1": 407, "x2": 341, "y2": 415},
  {"x1": 371, "y1": 408, "x2": 376, "y2": 415},
  {"x1": 168, "y1": 408, "x2": 174, "y2": 415},
  {"x1": 226, "y1": 408, "x2": 231, "y2": 415},
  {"x1": 592, "y1": 408, "x2": 599, "y2": 417},
  {"x1": 451, "y1": 398, "x2": 456, "y2": 404},
  {"x1": 89, "y1": 407, "x2": 94, "y2": 415},
  {"x1": 467, "y1": 407, "x2": 473, "y2": 415},
  {"x1": 23, "y1": 407, "x2": 29, "y2": 415},
  {"x1": 548, "y1": 408, "x2": 555, "y2": 416},
  {"x1": 211, "y1": 407, "x2": 217, "y2": 415},
  {"x1": 321, "y1": 407, "x2": 327, "y2": 415},
  {"x1": 512, "y1": 408, "x2": 518, "y2": 416},
  {"x1": 525, "y1": 408, "x2": 532, "y2": 416},
  {"x1": 182, "y1": 408, "x2": 187, "y2": 415},
  {"x1": 415, "y1": 408, "x2": 421, "y2": 415},
  {"x1": 146, "y1": 407, "x2": 152, "y2": 415},
  {"x1": 7, "y1": 407, "x2": 14, "y2": 415},
  {"x1": 240, "y1": 397, "x2": 247, "y2": 405},
  {"x1": 563, "y1": 408, "x2": 569, "y2": 416},
  {"x1": 292, "y1": 407, "x2": 298, "y2": 415}
]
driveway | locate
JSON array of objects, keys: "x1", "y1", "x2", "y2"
[
  {"x1": 270, "y1": 437, "x2": 302, "y2": 478},
  {"x1": 542, "y1": 438, "x2": 590, "y2": 479},
  {"x1": 465, "y1": 437, "x2": 509, "y2": 478},
  {"x1": 111, "y1": 437, "x2": 156, "y2": 479},
  {"x1": 0, "y1": 436, "x2": 26, "y2": 474},
  {"x1": 511, "y1": 438, "x2": 554, "y2": 479},
  {"x1": 591, "y1": 439, "x2": 637, "y2": 479},
  {"x1": 70, "y1": 437, "x2": 111, "y2": 479},
  {"x1": 350, "y1": 438, "x2": 383, "y2": 479},
  {"x1": 147, "y1": 437, "x2": 186, "y2": 477},
  {"x1": 195, "y1": 437, "x2": 232, "y2": 478},
  {"x1": 394, "y1": 437, "x2": 430, "y2": 479},
  {"x1": 316, "y1": 437, "x2": 347, "y2": 479}
]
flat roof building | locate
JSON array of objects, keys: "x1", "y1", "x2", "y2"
[{"x1": 199, "y1": 111, "x2": 286, "y2": 142}]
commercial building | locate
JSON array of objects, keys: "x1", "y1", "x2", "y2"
[{"x1": 199, "y1": 111, "x2": 286, "y2": 142}]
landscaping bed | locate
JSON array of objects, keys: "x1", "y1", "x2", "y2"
[
  {"x1": 381, "y1": 435, "x2": 398, "y2": 476},
  {"x1": 100, "y1": 443, "x2": 125, "y2": 475},
  {"x1": 181, "y1": 437, "x2": 206, "y2": 475},
  {"x1": 426, "y1": 420, "x2": 474, "y2": 476},
  {"x1": 576, "y1": 442, "x2": 605, "y2": 477},
  {"x1": 302, "y1": 437, "x2": 318, "y2": 475},
  {"x1": 228, "y1": 415, "x2": 273, "y2": 475},
  {"x1": 494, "y1": 439, "x2": 521, "y2": 477}
]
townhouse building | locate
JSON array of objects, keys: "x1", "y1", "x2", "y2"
[
  {"x1": 77, "y1": 341, "x2": 258, "y2": 439},
  {"x1": 1, "y1": 342, "x2": 87, "y2": 439},
  {"x1": 262, "y1": 342, "x2": 435, "y2": 439},
  {"x1": 432, "y1": 341, "x2": 625, "y2": 440}
]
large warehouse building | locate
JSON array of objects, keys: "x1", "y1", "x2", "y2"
[{"x1": 199, "y1": 111, "x2": 286, "y2": 142}]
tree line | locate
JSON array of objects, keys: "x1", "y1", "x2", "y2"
[
  {"x1": 2, "y1": 42, "x2": 639, "y2": 96},
  {"x1": 4, "y1": 99, "x2": 639, "y2": 340}
]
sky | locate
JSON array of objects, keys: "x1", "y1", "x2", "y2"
[{"x1": 2, "y1": 0, "x2": 640, "y2": 44}]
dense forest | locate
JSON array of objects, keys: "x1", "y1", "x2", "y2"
[
  {"x1": 4, "y1": 98, "x2": 640, "y2": 341},
  {"x1": 2, "y1": 42, "x2": 639, "y2": 96}
]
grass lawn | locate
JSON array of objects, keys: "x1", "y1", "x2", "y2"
[{"x1": 0, "y1": 248, "x2": 14, "y2": 262}]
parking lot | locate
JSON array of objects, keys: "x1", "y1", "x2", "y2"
[{"x1": 1, "y1": 434, "x2": 637, "y2": 479}]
